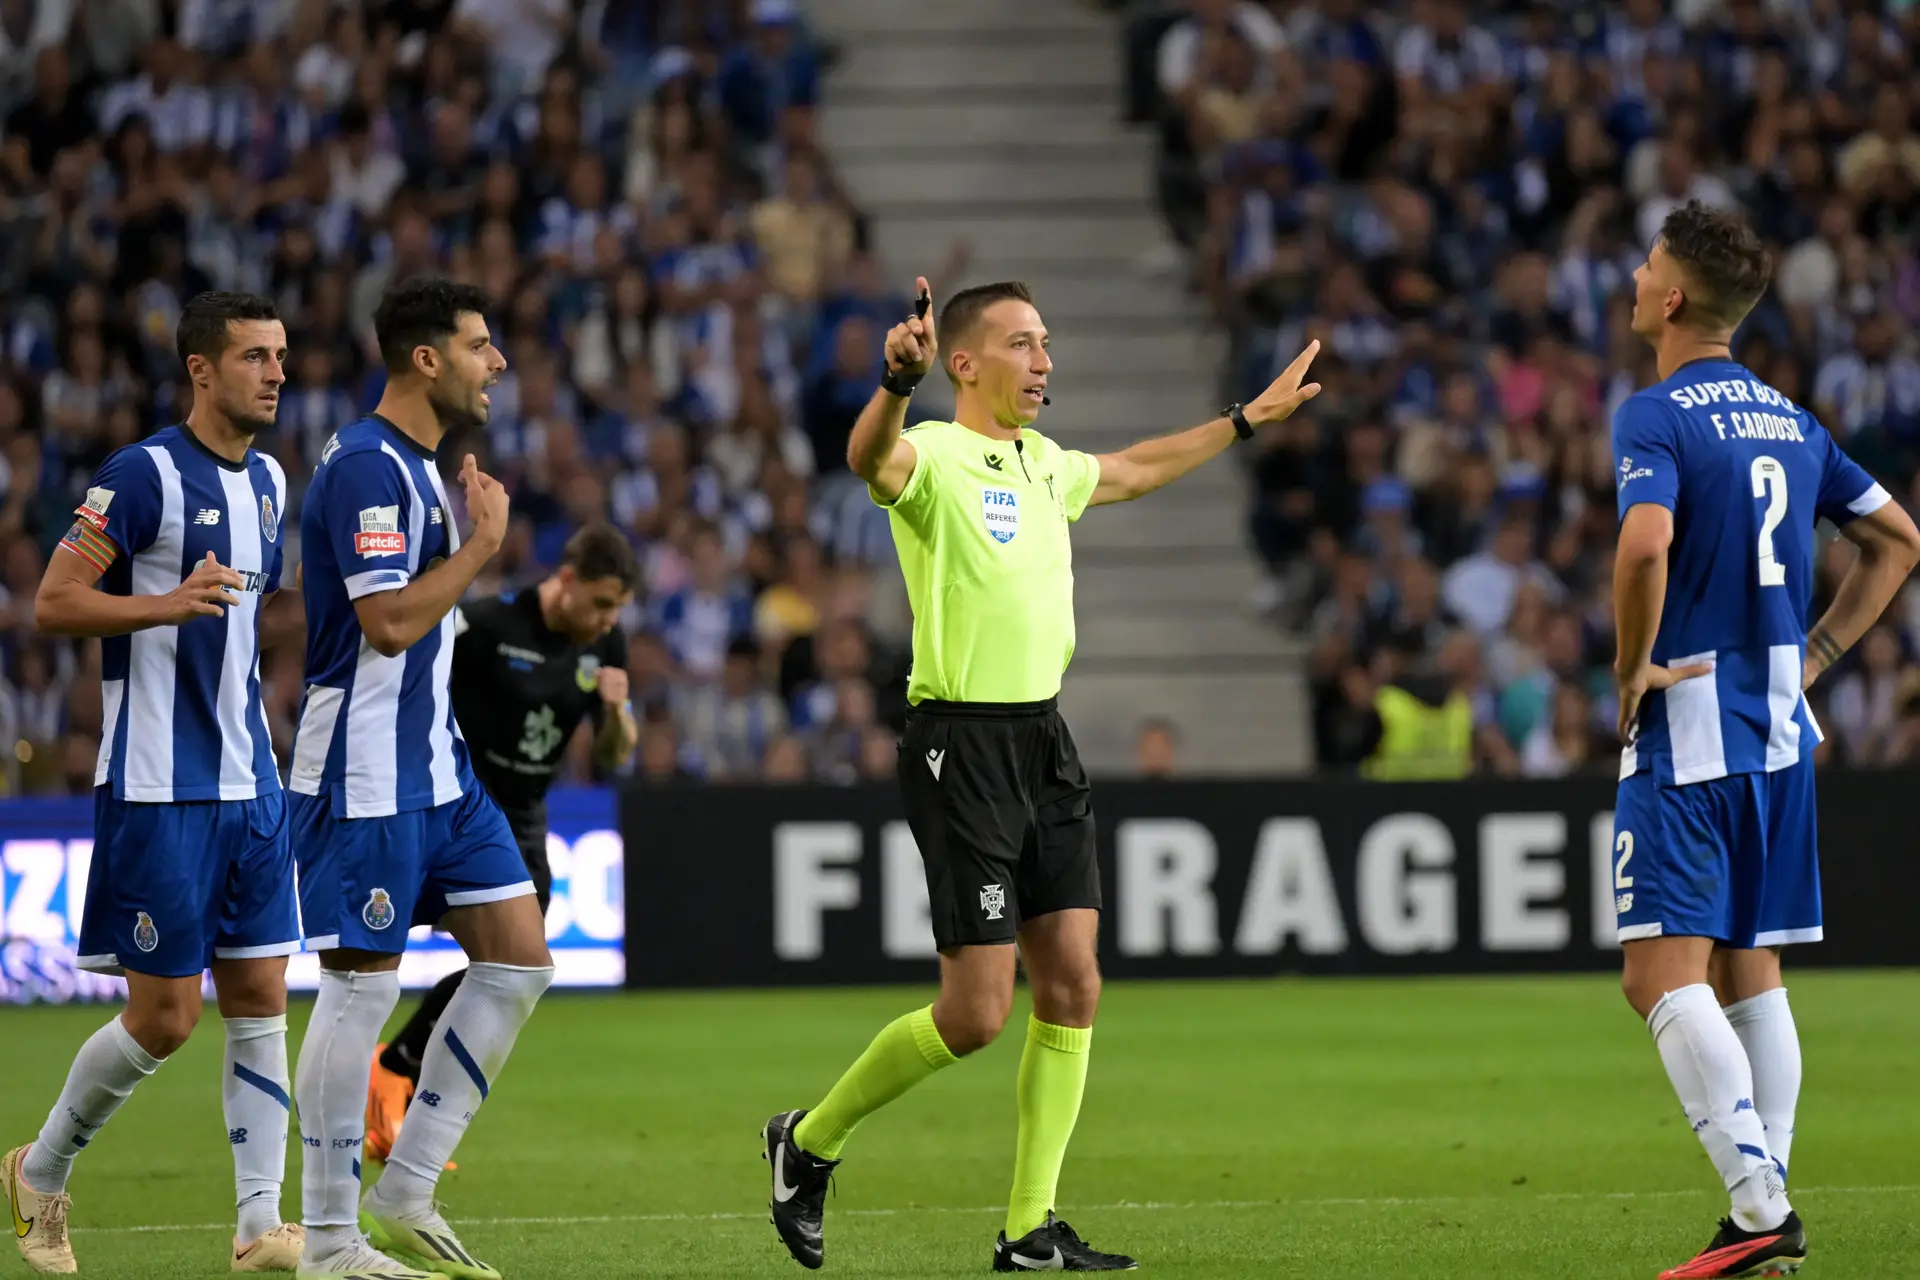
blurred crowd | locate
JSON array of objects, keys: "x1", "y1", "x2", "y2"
[
  {"x1": 1119, "y1": 0, "x2": 1920, "y2": 776},
  {"x1": 0, "y1": 0, "x2": 958, "y2": 794}
]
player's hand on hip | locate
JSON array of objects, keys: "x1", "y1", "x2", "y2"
[
  {"x1": 883, "y1": 275, "x2": 936, "y2": 376},
  {"x1": 595, "y1": 665, "x2": 629, "y2": 705},
  {"x1": 160, "y1": 550, "x2": 245, "y2": 623},
  {"x1": 1614, "y1": 660, "x2": 1714, "y2": 743},
  {"x1": 458, "y1": 453, "x2": 511, "y2": 553},
  {"x1": 1245, "y1": 338, "x2": 1324, "y2": 426}
]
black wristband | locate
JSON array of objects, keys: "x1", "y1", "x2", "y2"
[
  {"x1": 1222, "y1": 403, "x2": 1255, "y2": 441},
  {"x1": 880, "y1": 367, "x2": 924, "y2": 398}
]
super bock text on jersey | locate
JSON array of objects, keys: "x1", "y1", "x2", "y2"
[
  {"x1": 65, "y1": 426, "x2": 301, "y2": 977},
  {"x1": 288, "y1": 416, "x2": 533, "y2": 953},
  {"x1": 1610, "y1": 358, "x2": 1889, "y2": 949}
]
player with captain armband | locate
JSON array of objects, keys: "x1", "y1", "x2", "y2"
[{"x1": 4, "y1": 294, "x2": 307, "y2": 1275}]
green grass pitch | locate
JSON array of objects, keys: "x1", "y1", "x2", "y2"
[{"x1": 2, "y1": 972, "x2": 1915, "y2": 1278}]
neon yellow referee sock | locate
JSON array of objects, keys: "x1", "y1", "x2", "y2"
[
  {"x1": 1005, "y1": 1016, "x2": 1093, "y2": 1240},
  {"x1": 793, "y1": 1005, "x2": 957, "y2": 1160}
]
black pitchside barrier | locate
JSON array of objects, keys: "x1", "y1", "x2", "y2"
[{"x1": 620, "y1": 773, "x2": 1919, "y2": 988}]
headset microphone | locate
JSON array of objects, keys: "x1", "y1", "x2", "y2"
[{"x1": 1042, "y1": 395, "x2": 1051, "y2": 405}]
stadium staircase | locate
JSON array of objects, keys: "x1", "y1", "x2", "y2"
[{"x1": 811, "y1": 0, "x2": 1313, "y2": 774}]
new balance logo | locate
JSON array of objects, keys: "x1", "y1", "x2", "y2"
[
  {"x1": 194, "y1": 508, "x2": 221, "y2": 525},
  {"x1": 926, "y1": 748, "x2": 945, "y2": 780},
  {"x1": 418, "y1": 1091, "x2": 441, "y2": 1108},
  {"x1": 229, "y1": 1127, "x2": 248, "y2": 1145}
]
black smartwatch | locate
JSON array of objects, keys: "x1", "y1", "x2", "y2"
[
  {"x1": 1222, "y1": 403, "x2": 1256, "y2": 441},
  {"x1": 880, "y1": 366, "x2": 924, "y2": 398}
]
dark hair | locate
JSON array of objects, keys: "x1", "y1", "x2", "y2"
[
  {"x1": 373, "y1": 277, "x2": 493, "y2": 374},
  {"x1": 175, "y1": 292, "x2": 279, "y2": 368},
  {"x1": 1658, "y1": 200, "x2": 1771, "y2": 331},
  {"x1": 937, "y1": 281, "x2": 1036, "y2": 385},
  {"x1": 561, "y1": 523, "x2": 640, "y2": 589}
]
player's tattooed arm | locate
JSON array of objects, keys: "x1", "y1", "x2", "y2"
[
  {"x1": 1803, "y1": 500, "x2": 1920, "y2": 689},
  {"x1": 1804, "y1": 627, "x2": 1845, "y2": 679}
]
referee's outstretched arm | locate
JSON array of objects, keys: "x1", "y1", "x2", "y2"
[
  {"x1": 847, "y1": 276, "x2": 936, "y2": 503},
  {"x1": 1083, "y1": 338, "x2": 1321, "y2": 508},
  {"x1": 850, "y1": 278, "x2": 1320, "y2": 508}
]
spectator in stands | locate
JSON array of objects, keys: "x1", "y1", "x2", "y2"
[
  {"x1": 1826, "y1": 624, "x2": 1907, "y2": 766},
  {"x1": 653, "y1": 521, "x2": 754, "y2": 682},
  {"x1": 763, "y1": 732, "x2": 809, "y2": 782},
  {"x1": 1136, "y1": 718, "x2": 1179, "y2": 778},
  {"x1": 0, "y1": 0, "x2": 919, "y2": 794},
  {"x1": 1440, "y1": 513, "x2": 1563, "y2": 637},
  {"x1": 680, "y1": 636, "x2": 787, "y2": 778},
  {"x1": 1134, "y1": 0, "x2": 1920, "y2": 773}
]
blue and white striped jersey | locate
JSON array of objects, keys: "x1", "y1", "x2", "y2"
[
  {"x1": 66, "y1": 426, "x2": 287, "y2": 802},
  {"x1": 289, "y1": 415, "x2": 474, "y2": 819},
  {"x1": 1613, "y1": 357, "x2": 1889, "y2": 786}
]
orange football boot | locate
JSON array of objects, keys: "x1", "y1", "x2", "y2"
[
  {"x1": 365, "y1": 1045, "x2": 456, "y2": 1171},
  {"x1": 365, "y1": 1044, "x2": 412, "y2": 1164}
]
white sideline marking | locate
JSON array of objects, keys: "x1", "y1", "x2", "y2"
[{"x1": 70, "y1": 1184, "x2": 1920, "y2": 1235}]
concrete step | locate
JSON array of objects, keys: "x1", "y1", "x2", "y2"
[
  {"x1": 833, "y1": 43, "x2": 1117, "y2": 95},
  {"x1": 1061, "y1": 668, "x2": 1314, "y2": 777},
  {"x1": 824, "y1": 101, "x2": 1129, "y2": 152},
  {"x1": 989, "y1": 273, "x2": 1202, "y2": 324},
  {"x1": 1032, "y1": 383, "x2": 1213, "y2": 429},
  {"x1": 823, "y1": 140, "x2": 1156, "y2": 172},
  {"x1": 1073, "y1": 559, "x2": 1264, "y2": 608},
  {"x1": 875, "y1": 212, "x2": 1168, "y2": 269},
  {"x1": 840, "y1": 159, "x2": 1150, "y2": 210},
  {"x1": 1034, "y1": 331, "x2": 1212, "y2": 379},
  {"x1": 810, "y1": 0, "x2": 1107, "y2": 37},
  {"x1": 1071, "y1": 610, "x2": 1283, "y2": 663},
  {"x1": 1070, "y1": 508, "x2": 1242, "y2": 551}
]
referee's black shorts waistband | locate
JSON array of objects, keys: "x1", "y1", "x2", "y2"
[{"x1": 908, "y1": 697, "x2": 1058, "y2": 720}]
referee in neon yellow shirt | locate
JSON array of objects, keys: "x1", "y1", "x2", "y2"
[{"x1": 763, "y1": 277, "x2": 1322, "y2": 1273}]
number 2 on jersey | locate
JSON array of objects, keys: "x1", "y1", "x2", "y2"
[{"x1": 1751, "y1": 455, "x2": 1787, "y2": 588}]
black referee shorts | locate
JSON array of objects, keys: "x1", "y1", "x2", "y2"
[{"x1": 897, "y1": 698, "x2": 1101, "y2": 951}]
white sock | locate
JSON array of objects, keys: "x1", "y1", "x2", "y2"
[
  {"x1": 1648, "y1": 984, "x2": 1790, "y2": 1231},
  {"x1": 23, "y1": 1017, "x2": 162, "y2": 1193},
  {"x1": 1725, "y1": 987, "x2": 1800, "y2": 1182},
  {"x1": 296, "y1": 968, "x2": 399, "y2": 1259},
  {"x1": 374, "y1": 963, "x2": 552, "y2": 1213},
  {"x1": 224, "y1": 1015, "x2": 292, "y2": 1245}
]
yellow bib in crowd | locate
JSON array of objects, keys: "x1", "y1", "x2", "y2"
[{"x1": 1363, "y1": 686, "x2": 1474, "y2": 781}]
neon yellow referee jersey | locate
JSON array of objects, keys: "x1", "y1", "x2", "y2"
[{"x1": 873, "y1": 420, "x2": 1102, "y2": 705}]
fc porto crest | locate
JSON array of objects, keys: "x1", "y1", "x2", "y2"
[
  {"x1": 133, "y1": 911, "x2": 159, "y2": 952},
  {"x1": 575, "y1": 654, "x2": 602, "y2": 693},
  {"x1": 260, "y1": 494, "x2": 279, "y2": 543},
  {"x1": 362, "y1": 888, "x2": 396, "y2": 931}
]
